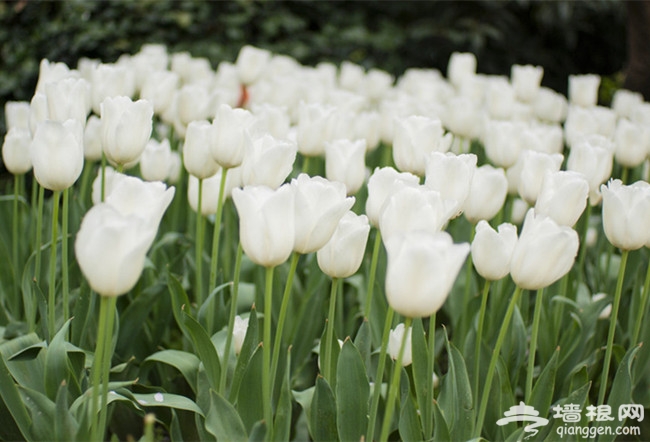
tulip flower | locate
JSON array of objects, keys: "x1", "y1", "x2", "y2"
[
  {"x1": 568, "y1": 74, "x2": 600, "y2": 108},
  {"x1": 613, "y1": 118, "x2": 650, "y2": 169},
  {"x1": 388, "y1": 323, "x2": 413, "y2": 366},
  {"x1": 535, "y1": 170, "x2": 589, "y2": 227},
  {"x1": 250, "y1": 103, "x2": 291, "y2": 139},
  {"x1": 83, "y1": 115, "x2": 103, "y2": 162},
  {"x1": 100, "y1": 96, "x2": 154, "y2": 167},
  {"x1": 296, "y1": 102, "x2": 337, "y2": 157},
  {"x1": 139, "y1": 70, "x2": 179, "y2": 115},
  {"x1": 232, "y1": 184, "x2": 295, "y2": 268},
  {"x1": 317, "y1": 211, "x2": 370, "y2": 278},
  {"x1": 510, "y1": 209, "x2": 579, "y2": 290},
  {"x1": 35, "y1": 59, "x2": 76, "y2": 93},
  {"x1": 600, "y1": 179, "x2": 650, "y2": 251},
  {"x1": 5, "y1": 101, "x2": 32, "y2": 131},
  {"x1": 511, "y1": 64, "x2": 543, "y2": 103},
  {"x1": 471, "y1": 221, "x2": 518, "y2": 281},
  {"x1": 611, "y1": 89, "x2": 643, "y2": 119},
  {"x1": 177, "y1": 84, "x2": 214, "y2": 126},
  {"x1": 516, "y1": 150, "x2": 564, "y2": 205},
  {"x1": 566, "y1": 134, "x2": 614, "y2": 205},
  {"x1": 392, "y1": 115, "x2": 452, "y2": 175},
  {"x1": 236, "y1": 45, "x2": 272, "y2": 85},
  {"x1": 447, "y1": 52, "x2": 477, "y2": 89},
  {"x1": 30, "y1": 119, "x2": 84, "y2": 191},
  {"x1": 484, "y1": 78, "x2": 516, "y2": 120},
  {"x1": 363, "y1": 68, "x2": 394, "y2": 101},
  {"x1": 385, "y1": 230, "x2": 470, "y2": 318},
  {"x1": 463, "y1": 164, "x2": 508, "y2": 224},
  {"x1": 140, "y1": 138, "x2": 172, "y2": 182},
  {"x1": 339, "y1": 61, "x2": 365, "y2": 91},
  {"x1": 533, "y1": 87, "x2": 568, "y2": 123},
  {"x1": 324, "y1": 138, "x2": 367, "y2": 195},
  {"x1": 29, "y1": 93, "x2": 49, "y2": 135},
  {"x1": 91, "y1": 63, "x2": 136, "y2": 114},
  {"x1": 240, "y1": 133, "x2": 297, "y2": 189},
  {"x1": 443, "y1": 96, "x2": 483, "y2": 141},
  {"x1": 365, "y1": 166, "x2": 420, "y2": 227},
  {"x1": 424, "y1": 152, "x2": 477, "y2": 215},
  {"x1": 45, "y1": 77, "x2": 91, "y2": 125},
  {"x1": 183, "y1": 120, "x2": 221, "y2": 179},
  {"x1": 481, "y1": 120, "x2": 524, "y2": 168},
  {"x1": 2, "y1": 127, "x2": 32, "y2": 175},
  {"x1": 211, "y1": 104, "x2": 256, "y2": 169}
]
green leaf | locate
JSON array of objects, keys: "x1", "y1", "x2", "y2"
[
  {"x1": 131, "y1": 392, "x2": 205, "y2": 417},
  {"x1": 310, "y1": 376, "x2": 338, "y2": 442},
  {"x1": 353, "y1": 318, "x2": 372, "y2": 375},
  {"x1": 142, "y1": 350, "x2": 200, "y2": 394},
  {"x1": 116, "y1": 282, "x2": 165, "y2": 357},
  {"x1": 237, "y1": 344, "x2": 264, "y2": 433},
  {"x1": 318, "y1": 321, "x2": 340, "y2": 390},
  {"x1": 273, "y1": 349, "x2": 292, "y2": 442},
  {"x1": 410, "y1": 317, "x2": 430, "y2": 436},
  {"x1": 529, "y1": 347, "x2": 559, "y2": 421},
  {"x1": 168, "y1": 271, "x2": 192, "y2": 337},
  {"x1": 248, "y1": 420, "x2": 267, "y2": 442},
  {"x1": 183, "y1": 311, "x2": 221, "y2": 391},
  {"x1": 336, "y1": 339, "x2": 369, "y2": 442},
  {"x1": 44, "y1": 318, "x2": 73, "y2": 400},
  {"x1": 432, "y1": 399, "x2": 451, "y2": 442},
  {"x1": 205, "y1": 390, "x2": 248, "y2": 442},
  {"x1": 229, "y1": 306, "x2": 259, "y2": 402},
  {"x1": 19, "y1": 385, "x2": 56, "y2": 441},
  {"x1": 399, "y1": 393, "x2": 423, "y2": 441},
  {"x1": 54, "y1": 381, "x2": 78, "y2": 442},
  {"x1": 0, "y1": 350, "x2": 32, "y2": 440}
]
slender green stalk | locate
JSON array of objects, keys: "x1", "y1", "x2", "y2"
[
  {"x1": 270, "y1": 251, "x2": 300, "y2": 393},
  {"x1": 473, "y1": 279, "x2": 491, "y2": 409},
  {"x1": 425, "y1": 312, "x2": 437, "y2": 440},
  {"x1": 62, "y1": 188, "x2": 70, "y2": 323},
  {"x1": 34, "y1": 185, "x2": 45, "y2": 283},
  {"x1": 598, "y1": 249, "x2": 629, "y2": 406},
  {"x1": 620, "y1": 166, "x2": 629, "y2": 184},
  {"x1": 364, "y1": 229, "x2": 382, "y2": 318},
  {"x1": 460, "y1": 224, "x2": 476, "y2": 340},
  {"x1": 195, "y1": 178, "x2": 204, "y2": 305},
  {"x1": 301, "y1": 155, "x2": 311, "y2": 175},
  {"x1": 207, "y1": 169, "x2": 229, "y2": 334},
  {"x1": 12, "y1": 175, "x2": 20, "y2": 314},
  {"x1": 78, "y1": 161, "x2": 94, "y2": 207},
  {"x1": 97, "y1": 296, "x2": 118, "y2": 441},
  {"x1": 526, "y1": 287, "x2": 545, "y2": 401},
  {"x1": 219, "y1": 243, "x2": 244, "y2": 394},
  {"x1": 323, "y1": 277, "x2": 340, "y2": 382},
  {"x1": 576, "y1": 203, "x2": 592, "y2": 286},
  {"x1": 366, "y1": 307, "x2": 395, "y2": 442},
  {"x1": 100, "y1": 153, "x2": 107, "y2": 202},
  {"x1": 379, "y1": 316, "x2": 413, "y2": 442},
  {"x1": 90, "y1": 293, "x2": 109, "y2": 441},
  {"x1": 262, "y1": 266, "x2": 275, "y2": 435},
  {"x1": 631, "y1": 260, "x2": 650, "y2": 345},
  {"x1": 48, "y1": 191, "x2": 61, "y2": 341},
  {"x1": 475, "y1": 286, "x2": 523, "y2": 437}
]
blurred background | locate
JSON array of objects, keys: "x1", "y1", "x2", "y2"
[{"x1": 0, "y1": 0, "x2": 629, "y2": 137}]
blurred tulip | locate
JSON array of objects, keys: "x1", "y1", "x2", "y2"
[
  {"x1": 614, "y1": 118, "x2": 650, "y2": 169},
  {"x1": 447, "y1": 52, "x2": 477, "y2": 89},
  {"x1": 35, "y1": 59, "x2": 77, "y2": 93},
  {"x1": 83, "y1": 115, "x2": 103, "y2": 162},
  {"x1": 482, "y1": 120, "x2": 523, "y2": 168},
  {"x1": 188, "y1": 169, "x2": 241, "y2": 216},
  {"x1": 533, "y1": 87, "x2": 568, "y2": 123},
  {"x1": 233, "y1": 316, "x2": 250, "y2": 355},
  {"x1": 510, "y1": 209, "x2": 579, "y2": 290},
  {"x1": 535, "y1": 170, "x2": 589, "y2": 227},
  {"x1": 177, "y1": 84, "x2": 214, "y2": 126},
  {"x1": 324, "y1": 138, "x2": 367, "y2": 195},
  {"x1": 511, "y1": 64, "x2": 543, "y2": 102},
  {"x1": 2, "y1": 128, "x2": 32, "y2": 175},
  {"x1": 236, "y1": 45, "x2": 272, "y2": 85},
  {"x1": 183, "y1": 120, "x2": 220, "y2": 179},
  {"x1": 443, "y1": 96, "x2": 483, "y2": 141},
  {"x1": 296, "y1": 102, "x2": 337, "y2": 157},
  {"x1": 517, "y1": 150, "x2": 564, "y2": 205},
  {"x1": 241, "y1": 133, "x2": 297, "y2": 189},
  {"x1": 339, "y1": 61, "x2": 365, "y2": 91},
  {"x1": 5, "y1": 101, "x2": 31, "y2": 131},
  {"x1": 317, "y1": 211, "x2": 370, "y2": 278},
  {"x1": 30, "y1": 119, "x2": 84, "y2": 191},
  {"x1": 365, "y1": 166, "x2": 420, "y2": 227},
  {"x1": 471, "y1": 221, "x2": 518, "y2": 281},
  {"x1": 388, "y1": 323, "x2": 413, "y2": 366},
  {"x1": 91, "y1": 63, "x2": 136, "y2": 114},
  {"x1": 511, "y1": 198, "x2": 529, "y2": 225},
  {"x1": 140, "y1": 70, "x2": 179, "y2": 115},
  {"x1": 568, "y1": 74, "x2": 600, "y2": 108},
  {"x1": 463, "y1": 164, "x2": 508, "y2": 224},
  {"x1": 140, "y1": 138, "x2": 172, "y2": 182},
  {"x1": 167, "y1": 151, "x2": 182, "y2": 184},
  {"x1": 393, "y1": 115, "x2": 452, "y2": 175},
  {"x1": 29, "y1": 93, "x2": 49, "y2": 135},
  {"x1": 601, "y1": 179, "x2": 650, "y2": 251},
  {"x1": 424, "y1": 152, "x2": 477, "y2": 215},
  {"x1": 291, "y1": 173, "x2": 355, "y2": 254},
  {"x1": 100, "y1": 96, "x2": 153, "y2": 167},
  {"x1": 611, "y1": 89, "x2": 643, "y2": 119},
  {"x1": 385, "y1": 231, "x2": 470, "y2": 318},
  {"x1": 566, "y1": 134, "x2": 614, "y2": 205},
  {"x1": 211, "y1": 104, "x2": 256, "y2": 168},
  {"x1": 485, "y1": 78, "x2": 515, "y2": 120},
  {"x1": 232, "y1": 184, "x2": 295, "y2": 268},
  {"x1": 363, "y1": 68, "x2": 394, "y2": 101},
  {"x1": 45, "y1": 77, "x2": 91, "y2": 125}
]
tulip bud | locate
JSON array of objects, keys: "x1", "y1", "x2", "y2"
[
  {"x1": 140, "y1": 138, "x2": 172, "y2": 182},
  {"x1": 233, "y1": 315, "x2": 249, "y2": 355},
  {"x1": 517, "y1": 150, "x2": 564, "y2": 205},
  {"x1": 363, "y1": 68, "x2": 394, "y2": 101},
  {"x1": 463, "y1": 164, "x2": 508, "y2": 224},
  {"x1": 232, "y1": 184, "x2": 295, "y2": 267},
  {"x1": 510, "y1": 209, "x2": 579, "y2": 290},
  {"x1": 471, "y1": 221, "x2": 518, "y2": 281},
  {"x1": 447, "y1": 52, "x2": 477, "y2": 89},
  {"x1": 241, "y1": 133, "x2": 297, "y2": 189},
  {"x1": 5, "y1": 101, "x2": 31, "y2": 131},
  {"x1": 393, "y1": 115, "x2": 452, "y2": 176},
  {"x1": 188, "y1": 168, "x2": 241, "y2": 216},
  {"x1": 177, "y1": 84, "x2": 214, "y2": 126},
  {"x1": 211, "y1": 104, "x2": 256, "y2": 168},
  {"x1": 296, "y1": 102, "x2": 337, "y2": 157},
  {"x1": 365, "y1": 167, "x2": 420, "y2": 227},
  {"x1": 291, "y1": 174, "x2": 355, "y2": 254},
  {"x1": 611, "y1": 89, "x2": 643, "y2": 119},
  {"x1": 600, "y1": 179, "x2": 650, "y2": 251},
  {"x1": 388, "y1": 323, "x2": 413, "y2": 366},
  {"x1": 30, "y1": 119, "x2": 84, "y2": 191},
  {"x1": 317, "y1": 211, "x2": 370, "y2": 278},
  {"x1": 614, "y1": 118, "x2": 650, "y2": 169},
  {"x1": 443, "y1": 96, "x2": 483, "y2": 140},
  {"x1": 2, "y1": 128, "x2": 32, "y2": 175},
  {"x1": 324, "y1": 138, "x2": 367, "y2": 195},
  {"x1": 511, "y1": 198, "x2": 529, "y2": 225},
  {"x1": 566, "y1": 134, "x2": 614, "y2": 205},
  {"x1": 35, "y1": 59, "x2": 76, "y2": 94},
  {"x1": 591, "y1": 293, "x2": 612, "y2": 320},
  {"x1": 29, "y1": 93, "x2": 49, "y2": 135},
  {"x1": 485, "y1": 79, "x2": 515, "y2": 120},
  {"x1": 568, "y1": 74, "x2": 600, "y2": 108},
  {"x1": 533, "y1": 87, "x2": 568, "y2": 123},
  {"x1": 183, "y1": 120, "x2": 221, "y2": 179},
  {"x1": 45, "y1": 77, "x2": 91, "y2": 125},
  {"x1": 100, "y1": 96, "x2": 154, "y2": 167},
  {"x1": 424, "y1": 152, "x2": 477, "y2": 215},
  {"x1": 385, "y1": 231, "x2": 470, "y2": 318},
  {"x1": 482, "y1": 120, "x2": 523, "y2": 168},
  {"x1": 91, "y1": 63, "x2": 136, "y2": 114},
  {"x1": 511, "y1": 64, "x2": 543, "y2": 103},
  {"x1": 236, "y1": 45, "x2": 272, "y2": 85},
  {"x1": 535, "y1": 171, "x2": 589, "y2": 227}
]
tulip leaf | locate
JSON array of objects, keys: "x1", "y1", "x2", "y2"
[
  {"x1": 432, "y1": 399, "x2": 451, "y2": 442},
  {"x1": 18, "y1": 384, "x2": 56, "y2": 441},
  {"x1": 310, "y1": 376, "x2": 338, "y2": 442},
  {"x1": 318, "y1": 321, "x2": 340, "y2": 390},
  {"x1": 132, "y1": 392, "x2": 205, "y2": 416},
  {"x1": 529, "y1": 346, "x2": 559, "y2": 421},
  {"x1": 229, "y1": 305, "x2": 259, "y2": 402},
  {"x1": 273, "y1": 349, "x2": 292, "y2": 442},
  {"x1": 54, "y1": 381, "x2": 78, "y2": 442},
  {"x1": 182, "y1": 311, "x2": 221, "y2": 391},
  {"x1": 236, "y1": 344, "x2": 264, "y2": 433},
  {"x1": 410, "y1": 317, "x2": 430, "y2": 436},
  {"x1": 168, "y1": 271, "x2": 192, "y2": 337},
  {"x1": 336, "y1": 339, "x2": 369, "y2": 442},
  {"x1": 248, "y1": 420, "x2": 268, "y2": 442},
  {"x1": 537, "y1": 381, "x2": 591, "y2": 441},
  {"x1": 0, "y1": 349, "x2": 32, "y2": 440},
  {"x1": 353, "y1": 318, "x2": 372, "y2": 374},
  {"x1": 142, "y1": 349, "x2": 201, "y2": 394},
  {"x1": 399, "y1": 393, "x2": 423, "y2": 442},
  {"x1": 205, "y1": 390, "x2": 248, "y2": 442},
  {"x1": 116, "y1": 281, "x2": 165, "y2": 358},
  {"x1": 70, "y1": 281, "x2": 93, "y2": 349},
  {"x1": 44, "y1": 318, "x2": 73, "y2": 400}
]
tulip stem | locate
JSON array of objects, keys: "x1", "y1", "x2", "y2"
[
  {"x1": 526, "y1": 287, "x2": 545, "y2": 402},
  {"x1": 195, "y1": 178, "x2": 204, "y2": 306},
  {"x1": 461, "y1": 224, "x2": 476, "y2": 341},
  {"x1": 598, "y1": 249, "x2": 629, "y2": 406},
  {"x1": 270, "y1": 251, "x2": 300, "y2": 396},
  {"x1": 475, "y1": 285, "x2": 523, "y2": 438},
  {"x1": 379, "y1": 316, "x2": 413, "y2": 442},
  {"x1": 11, "y1": 175, "x2": 20, "y2": 316},
  {"x1": 62, "y1": 187, "x2": 70, "y2": 325},
  {"x1": 98, "y1": 296, "x2": 117, "y2": 441},
  {"x1": 301, "y1": 155, "x2": 311, "y2": 175},
  {"x1": 631, "y1": 259, "x2": 650, "y2": 346},
  {"x1": 34, "y1": 184, "x2": 45, "y2": 283},
  {"x1": 262, "y1": 266, "x2": 275, "y2": 435},
  {"x1": 90, "y1": 295, "x2": 116, "y2": 441},
  {"x1": 208, "y1": 168, "x2": 229, "y2": 335},
  {"x1": 364, "y1": 229, "x2": 382, "y2": 318},
  {"x1": 425, "y1": 312, "x2": 436, "y2": 439},
  {"x1": 576, "y1": 203, "x2": 592, "y2": 287},
  {"x1": 48, "y1": 190, "x2": 61, "y2": 341},
  {"x1": 473, "y1": 279, "x2": 491, "y2": 409},
  {"x1": 366, "y1": 307, "x2": 395, "y2": 442},
  {"x1": 100, "y1": 153, "x2": 107, "y2": 202},
  {"x1": 219, "y1": 242, "x2": 243, "y2": 395},
  {"x1": 323, "y1": 277, "x2": 340, "y2": 382}
]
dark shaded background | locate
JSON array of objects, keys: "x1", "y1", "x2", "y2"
[{"x1": 0, "y1": 0, "x2": 628, "y2": 137}]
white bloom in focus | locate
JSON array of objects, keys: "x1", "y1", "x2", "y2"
[
  {"x1": 317, "y1": 211, "x2": 370, "y2": 279},
  {"x1": 365, "y1": 166, "x2": 420, "y2": 227},
  {"x1": 471, "y1": 221, "x2": 518, "y2": 281}
]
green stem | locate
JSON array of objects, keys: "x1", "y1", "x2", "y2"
[
  {"x1": 62, "y1": 188, "x2": 70, "y2": 324},
  {"x1": 34, "y1": 185, "x2": 45, "y2": 283},
  {"x1": 101, "y1": 153, "x2": 107, "y2": 202},
  {"x1": 425, "y1": 312, "x2": 436, "y2": 440},
  {"x1": 78, "y1": 161, "x2": 94, "y2": 208},
  {"x1": 207, "y1": 169, "x2": 229, "y2": 335},
  {"x1": 598, "y1": 249, "x2": 629, "y2": 406},
  {"x1": 526, "y1": 287, "x2": 545, "y2": 402},
  {"x1": 323, "y1": 277, "x2": 340, "y2": 382},
  {"x1": 90, "y1": 293, "x2": 109, "y2": 441},
  {"x1": 48, "y1": 191, "x2": 61, "y2": 341},
  {"x1": 576, "y1": 203, "x2": 592, "y2": 287},
  {"x1": 12, "y1": 175, "x2": 20, "y2": 315},
  {"x1": 475, "y1": 286, "x2": 523, "y2": 437},
  {"x1": 364, "y1": 229, "x2": 382, "y2": 318},
  {"x1": 473, "y1": 279, "x2": 491, "y2": 409},
  {"x1": 195, "y1": 178, "x2": 204, "y2": 306},
  {"x1": 301, "y1": 155, "x2": 311, "y2": 175},
  {"x1": 460, "y1": 224, "x2": 476, "y2": 340},
  {"x1": 366, "y1": 307, "x2": 395, "y2": 442},
  {"x1": 262, "y1": 266, "x2": 274, "y2": 435},
  {"x1": 97, "y1": 296, "x2": 117, "y2": 441},
  {"x1": 631, "y1": 259, "x2": 650, "y2": 346},
  {"x1": 620, "y1": 166, "x2": 629, "y2": 184},
  {"x1": 270, "y1": 251, "x2": 300, "y2": 393},
  {"x1": 219, "y1": 243, "x2": 243, "y2": 394},
  {"x1": 379, "y1": 316, "x2": 413, "y2": 442}
]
